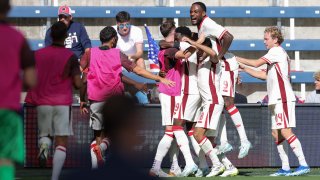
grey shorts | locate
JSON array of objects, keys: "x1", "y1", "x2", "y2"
[{"x1": 37, "y1": 105, "x2": 73, "y2": 136}]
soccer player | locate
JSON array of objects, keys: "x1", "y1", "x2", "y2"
[
  {"x1": 45, "y1": 5, "x2": 91, "y2": 59},
  {"x1": 113, "y1": 11, "x2": 145, "y2": 69},
  {"x1": 305, "y1": 70, "x2": 320, "y2": 103},
  {"x1": 237, "y1": 26, "x2": 310, "y2": 176},
  {"x1": 190, "y1": 1, "x2": 252, "y2": 158},
  {"x1": 149, "y1": 21, "x2": 197, "y2": 177},
  {"x1": 25, "y1": 21, "x2": 82, "y2": 180},
  {"x1": 182, "y1": 35, "x2": 225, "y2": 177},
  {"x1": 79, "y1": 26, "x2": 174, "y2": 169},
  {"x1": 0, "y1": 1, "x2": 36, "y2": 179}
]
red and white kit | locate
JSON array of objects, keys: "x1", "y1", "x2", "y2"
[
  {"x1": 261, "y1": 46, "x2": 296, "y2": 129},
  {"x1": 173, "y1": 42, "x2": 201, "y2": 122}
]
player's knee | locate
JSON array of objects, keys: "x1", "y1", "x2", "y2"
[
  {"x1": 193, "y1": 131, "x2": 204, "y2": 143},
  {"x1": 280, "y1": 128, "x2": 293, "y2": 139}
]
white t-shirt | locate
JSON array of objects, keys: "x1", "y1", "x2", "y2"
[
  {"x1": 305, "y1": 90, "x2": 320, "y2": 103},
  {"x1": 180, "y1": 42, "x2": 199, "y2": 95},
  {"x1": 261, "y1": 46, "x2": 296, "y2": 105},
  {"x1": 198, "y1": 16, "x2": 227, "y2": 57},
  {"x1": 112, "y1": 25, "x2": 143, "y2": 57}
]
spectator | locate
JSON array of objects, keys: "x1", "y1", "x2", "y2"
[
  {"x1": 45, "y1": 5, "x2": 91, "y2": 59},
  {"x1": 234, "y1": 75, "x2": 248, "y2": 103},
  {"x1": 113, "y1": 11, "x2": 145, "y2": 69},
  {"x1": 305, "y1": 71, "x2": 320, "y2": 103}
]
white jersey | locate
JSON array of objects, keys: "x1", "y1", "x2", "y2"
[
  {"x1": 112, "y1": 25, "x2": 143, "y2": 56},
  {"x1": 198, "y1": 16, "x2": 227, "y2": 57},
  {"x1": 197, "y1": 57, "x2": 224, "y2": 105},
  {"x1": 180, "y1": 42, "x2": 199, "y2": 95},
  {"x1": 261, "y1": 46, "x2": 296, "y2": 105}
]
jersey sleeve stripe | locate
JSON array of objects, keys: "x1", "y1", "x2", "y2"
[{"x1": 261, "y1": 57, "x2": 272, "y2": 64}]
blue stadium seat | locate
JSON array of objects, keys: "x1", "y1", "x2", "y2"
[
  {"x1": 9, "y1": 6, "x2": 320, "y2": 18},
  {"x1": 28, "y1": 39, "x2": 320, "y2": 51}
]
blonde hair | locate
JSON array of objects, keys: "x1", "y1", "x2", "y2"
[
  {"x1": 314, "y1": 71, "x2": 320, "y2": 80},
  {"x1": 264, "y1": 26, "x2": 284, "y2": 45}
]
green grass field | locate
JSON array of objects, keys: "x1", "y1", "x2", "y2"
[{"x1": 16, "y1": 167, "x2": 320, "y2": 180}]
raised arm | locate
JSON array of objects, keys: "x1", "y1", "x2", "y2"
[
  {"x1": 236, "y1": 56, "x2": 267, "y2": 68},
  {"x1": 218, "y1": 31, "x2": 233, "y2": 59}
]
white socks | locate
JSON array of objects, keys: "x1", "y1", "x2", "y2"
[
  {"x1": 276, "y1": 139, "x2": 290, "y2": 171},
  {"x1": 152, "y1": 130, "x2": 174, "y2": 170},
  {"x1": 51, "y1": 146, "x2": 66, "y2": 180},
  {"x1": 226, "y1": 105, "x2": 248, "y2": 142},
  {"x1": 173, "y1": 126, "x2": 195, "y2": 166},
  {"x1": 287, "y1": 135, "x2": 308, "y2": 167},
  {"x1": 198, "y1": 137, "x2": 220, "y2": 166}
]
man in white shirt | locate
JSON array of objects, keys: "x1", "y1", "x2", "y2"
[
  {"x1": 237, "y1": 26, "x2": 310, "y2": 177},
  {"x1": 305, "y1": 71, "x2": 320, "y2": 103},
  {"x1": 113, "y1": 11, "x2": 145, "y2": 69}
]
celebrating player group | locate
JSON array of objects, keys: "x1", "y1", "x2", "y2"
[{"x1": 2, "y1": 0, "x2": 311, "y2": 179}]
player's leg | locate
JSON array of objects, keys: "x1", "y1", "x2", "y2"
[
  {"x1": 188, "y1": 123, "x2": 209, "y2": 177},
  {"x1": 150, "y1": 93, "x2": 175, "y2": 177},
  {"x1": 89, "y1": 102, "x2": 108, "y2": 168},
  {"x1": 194, "y1": 104, "x2": 224, "y2": 177},
  {"x1": 168, "y1": 139, "x2": 181, "y2": 176},
  {"x1": 216, "y1": 113, "x2": 233, "y2": 154},
  {"x1": 149, "y1": 126, "x2": 173, "y2": 177},
  {"x1": 172, "y1": 95, "x2": 198, "y2": 176},
  {"x1": 218, "y1": 153, "x2": 239, "y2": 177},
  {"x1": 223, "y1": 96, "x2": 252, "y2": 158},
  {"x1": 37, "y1": 106, "x2": 53, "y2": 167},
  {"x1": 270, "y1": 128, "x2": 291, "y2": 176},
  {"x1": 52, "y1": 136, "x2": 68, "y2": 180},
  {"x1": 51, "y1": 106, "x2": 72, "y2": 180}
]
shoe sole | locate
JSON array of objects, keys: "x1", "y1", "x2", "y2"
[
  {"x1": 220, "y1": 171, "x2": 239, "y2": 177},
  {"x1": 181, "y1": 166, "x2": 198, "y2": 177},
  {"x1": 286, "y1": 169, "x2": 310, "y2": 176}
]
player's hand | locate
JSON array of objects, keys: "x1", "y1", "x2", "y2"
[
  {"x1": 160, "y1": 78, "x2": 175, "y2": 87},
  {"x1": 134, "y1": 83, "x2": 148, "y2": 92},
  {"x1": 159, "y1": 70, "x2": 167, "y2": 78},
  {"x1": 238, "y1": 63, "x2": 246, "y2": 71},
  {"x1": 80, "y1": 102, "x2": 89, "y2": 115}
]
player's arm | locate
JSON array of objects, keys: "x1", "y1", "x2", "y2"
[
  {"x1": 21, "y1": 40, "x2": 36, "y2": 89},
  {"x1": 218, "y1": 31, "x2": 234, "y2": 59},
  {"x1": 121, "y1": 75, "x2": 148, "y2": 92},
  {"x1": 183, "y1": 37, "x2": 218, "y2": 63},
  {"x1": 120, "y1": 52, "x2": 175, "y2": 87},
  {"x1": 129, "y1": 42, "x2": 144, "y2": 60},
  {"x1": 236, "y1": 56, "x2": 267, "y2": 68},
  {"x1": 240, "y1": 65, "x2": 267, "y2": 80},
  {"x1": 158, "y1": 40, "x2": 180, "y2": 50}
]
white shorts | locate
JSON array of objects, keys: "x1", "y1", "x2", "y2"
[
  {"x1": 173, "y1": 94, "x2": 201, "y2": 122},
  {"x1": 37, "y1": 105, "x2": 73, "y2": 137},
  {"x1": 270, "y1": 102, "x2": 296, "y2": 129},
  {"x1": 159, "y1": 93, "x2": 180, "y2": 126},
  {"x1": 195, "y1": 103, "x2": 224, "y2": 130},
  {"x1": 89, "y1": 101, "x2": 104, "y2": 131},
  {"x1": 220, "y1": 70, "x2": 238, "y2": 98}
]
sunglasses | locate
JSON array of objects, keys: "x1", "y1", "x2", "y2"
[{"x1": 118, "y1": 23, "x2": 131, "y2": 29}]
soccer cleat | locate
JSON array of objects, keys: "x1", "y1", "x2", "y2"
[
  {"x1": 149, "y1": 168, "x2": 171, "y2": 177},
  {"x1": 270, "y1": 169, "x2": 291, "y2": 176},
  {"x1": 93, "y1": 145, "x2": 105, "y2": 167},
  {"x1": 220, "y1": 165, "x2": 239, "y2": 177},
  {"x1": 180, "y1": 163, "x2": 198, "y2": 177},
  {"x1": 168, "y1": 166, "x2": 182, "y2": 177},
  {"x1": 38, "y1": 143, "x2": 49, "y2": 167},
  {"x1": 195, "y1": 167, "x2": 210, "y2": 177},
  {"x1": 217, "y1": 142, "x2": 233, "y2": 155},
  {"x1": 238, "y1": 140, "x2": 252, "y2": 159},
  {"x1": 206, "y1": 163, "x2": 225, "y2": 177},
  {"x1": 286, "y1": 166, "x2": 310, "y2": 176}
]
